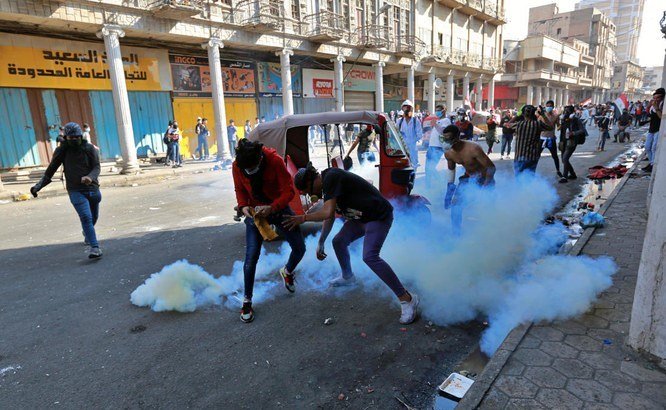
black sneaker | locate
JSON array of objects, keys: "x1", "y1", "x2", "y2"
[
  {"x1": 558, "y1": 177, "x2": 569, "y2": 183},
  {"x1": 240, "y1": 301, "x2": 254, "y2": 323},
  {"x1": 89, "y1": 247, "x2": 102, "y2": 259},
  {"x1": 568, "y1": 174, "x2": 578, "y2": 180},
  {"x1": 557, "y1": 171, "x2": 564, "y2": 179},
  {"x1": 642, "y1": 164, "x2": 653, "y2": 172}
]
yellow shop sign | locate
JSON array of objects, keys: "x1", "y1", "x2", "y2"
[{"x1": 0, "y1": 34, "x2": 172, "y2": 91}]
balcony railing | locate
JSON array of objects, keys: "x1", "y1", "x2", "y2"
[
  {"x1": 352, "y1": 24, "x2": 391, "y2": 49},
  {"x1": 467, "y1": 0, "x2": 483, "y2": 11},
  {"x1": 466, "y1": 52, "x2": 482, "y2": 67},
  {"x1": 393, "y1": 34, "x2": 427, "y2": 57},
  {"x1": 484, "y1": 1, "x2": 497, "y2": 18},
  {"x1": 433, "y1": 45, "x2": 452, "y2": 62},
  {"x1": 236, "y1": 0, "x2": 283, "y2": 32},
  {"x1": 451, "y1": 48, "x2": 466, "y2": 65},
  {"x1": 578, "y1": 77, "x2": 593, "y2": 87},
  {"x1": 148, "y1": 0, "x2": 203, "y2": 19},
  {"x1": 580, "y1": 55, "x2": 595, "y2": 66},
  {"x1": 303, "y1": 11, "x2": 345, "y2": 42}
]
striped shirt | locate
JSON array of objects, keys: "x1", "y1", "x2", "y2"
[{"x1": 514, "y1": 119, "x2": 547, "y2": 161}]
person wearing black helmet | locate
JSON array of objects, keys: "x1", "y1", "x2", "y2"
[
  {"x1": 508, "y1": 104, "x2": 552, "y2": 175},
  {"x1": 30, "y1": 122, "x2": 103, "y2": 259},
  {"x1": 284, "y1": 164, "x2": 420, "y2": 325}
]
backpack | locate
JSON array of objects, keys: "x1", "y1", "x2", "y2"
[{"x1": 163, "y1": 127, "x2": 171, "y2": 145}]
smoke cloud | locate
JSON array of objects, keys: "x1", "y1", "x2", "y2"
[{"x1": 131, "y1": 171, "x2": 616, "y2": 355}]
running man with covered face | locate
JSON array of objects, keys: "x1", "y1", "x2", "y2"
[
  {"x1": 283, "y1": 164, "x2": 420, "y2": 324},
  {"x1": 438, "y1": 124, "x2": 496, "y2": 236},
  {"x1": 30, "y1": 122, "x2": 103, "y2": 259}
]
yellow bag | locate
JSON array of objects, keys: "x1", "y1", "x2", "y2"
[{"x1": 250, "y1": 210, "x2": 279, "y2": 241}]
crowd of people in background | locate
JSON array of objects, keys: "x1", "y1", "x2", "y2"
[{"x1": 156, "y1": 86, "x2": 662, "y2": 181}]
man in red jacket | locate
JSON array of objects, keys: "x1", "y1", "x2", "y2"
[{"x1": 232, "y1": 139, "x2": 306, "y2": 323}]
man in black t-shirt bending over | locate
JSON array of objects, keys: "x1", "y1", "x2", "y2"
[{"x1": 283, "y1": 164, "x2": 419, "y2": 324}]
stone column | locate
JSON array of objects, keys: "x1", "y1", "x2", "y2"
[
  {"x1": 526, "y1": 84, "x2": 534, "y2": 105},
  {"x1": 332, "y1": 54, "x2": 345, "y2": 112},
  {"x1": 628, "y1": 59, "x2": 666, "y2": 361},
  {"x1": 447, "y1": 71, "x2": 455, "y2": 113},
  {"x1": 488, "y1": 75, "x2": 495, "y2": 110},
  {"x1": 277, "y1": 48, "x2": 294, "y2": 116},
  {"x1": 202, "y1": 37, "x2": 230, "y2": 163},
  {"x1": 374, "y1": 62, "x2": 385, "y2": 113},
  {"x1": 544, "y1": 86, "x2": 551, "y2": 103},
  {"x1": 428, "y1": 70, "x2": 436, "y2": 113},
  {"x1": 96, "y1": 25, "x2": 138, "y2": 174},
  {"x1": 463, "y1": 73, "x2": 470, "y2": 103},
  {"x1": 407, "y1": 65, "x2": 415, "y2": 104},
  {"x1": 535, "y1": 86, "x2": 543, "y2": 105},
  {"x1": 564, "y1": 88, "x2": 570, "y2": 106}
]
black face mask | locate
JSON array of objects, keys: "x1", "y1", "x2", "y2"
[{"x1": 66, "y1": 138, "x2": 82, "y2": 149}]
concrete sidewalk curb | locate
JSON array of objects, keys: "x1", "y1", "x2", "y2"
[
  {"x1": 457, "y1": 153, "x2": 647, "y2": 410},
  {"x1": 0, "y1": 162, "x2": 228, "y2": 202}
]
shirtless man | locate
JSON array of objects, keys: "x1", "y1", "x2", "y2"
[{"x1": 437, "y1": 124, "x2": 496, "y2": 235}]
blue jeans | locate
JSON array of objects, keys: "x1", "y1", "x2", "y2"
[
  {"x1": 501, "y1": 135, "x2": 513, "y2": 156},
  {"x1": 513, "y1": 158, "x2": 539, "y2": 175},
  {"x1": 243, "y1": 207, "x2": 305, "y2": 300},
  {"x1": 332, "y1": 214, "x2": 406, "y2": 298},
  {"x1": 195, "y1": 135, "x2": 209, "y2": 159},
  {"x1": 228, "y1": 137, "x2": 236, "y2": 157},
  {"x1": 169, "y1": 141, "x2": 181, "y2": 164},
  {"x1": 598, "y1": 131, "x2": 608, "y2": 150},
  {"x1": 425, "y1": 146, "x2": 445, "y2": 189},
  {"x1": 69, "y1": 189, "x2": 102, "y2": 248},
  {"x1": 645, "y1": 132, "x2": 659, "y2": 165}
]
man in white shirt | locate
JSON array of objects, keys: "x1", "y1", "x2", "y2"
[
  {"x1": 397, "y1": 99, "x2": 423, "y2": 170},
  {"x1": 424, "y1": 104, "x2": 451, "y2": 189}
]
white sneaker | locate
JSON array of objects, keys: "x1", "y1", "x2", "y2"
[
  {"x1": 400, "y1": 294, "x2": 419, "y2": 324},
  {"x1": 329, "y1": 275, "x2": 356, "y2": 287}
]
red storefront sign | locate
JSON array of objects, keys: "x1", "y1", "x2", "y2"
[{"x1": 313, "y1": 78, "x2": 333, "y2": 98}]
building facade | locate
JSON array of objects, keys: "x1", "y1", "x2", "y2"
[
  {"x1": 527, "y1": 3, "x2": 616, "y2": 104},
  {"x1": 610, "y1": 61, "x2": 644, "y2": 101},
  {"x1": 496, "y1": 36, "x2": 595, "y2": 108},
  {"x1": 0, "y1": 0, "x2": 506, "y2": 170},
  {"x1": 575, "y1": 0, "x2": 645, "y2": 63},
  {"x1": 642, "y1": 66, "x2": 664, "y2": 92}
]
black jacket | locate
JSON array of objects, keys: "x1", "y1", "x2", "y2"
[{"x1": 39, "y1": 142, "x2": 101, "y2": 191}]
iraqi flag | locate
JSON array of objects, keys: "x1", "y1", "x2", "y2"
[
  {"x1": 613, "y1": 94, "x2": 629, "y2": 117},
  {"x1": 580, "y1": 97, "x2": 592, "y2": 106}
]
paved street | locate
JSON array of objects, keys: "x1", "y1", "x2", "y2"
[{"x1": 0, "y1": 126, "x2": 643, "y2": 408}]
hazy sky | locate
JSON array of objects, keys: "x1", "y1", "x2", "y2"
[{"x1": 503, "y1": 0, "x2": 666, "y2": 67}]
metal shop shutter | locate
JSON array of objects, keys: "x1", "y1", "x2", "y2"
[
  {"x1": 0, "y1": 88, "x2": 40, "y2": 168},
  {"x1": 128, "y1": 91, "x2": 174, "y2": 157},
  {"x1": 344, "y1": 91, "x2": 375, "y2": 111},
  {"x1": 302, "y1": 98, "x2": 336, "y2": 114}
]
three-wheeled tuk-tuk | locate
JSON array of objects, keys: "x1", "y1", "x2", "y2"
[{"x1": 246, "y1": 111, "x2": 431, "y2": 218}]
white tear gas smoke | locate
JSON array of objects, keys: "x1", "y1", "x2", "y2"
[{"x1": 131, "y1": 171, "x2": 616, "y2": 355}]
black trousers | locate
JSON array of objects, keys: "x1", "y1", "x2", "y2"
[{"x1": 561, "y1": 142, "x2": 577, "y2": 178}]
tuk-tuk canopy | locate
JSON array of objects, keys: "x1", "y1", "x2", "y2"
[{"x1": 247, "y1": 111, "x2": 381, "y2": 158}]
